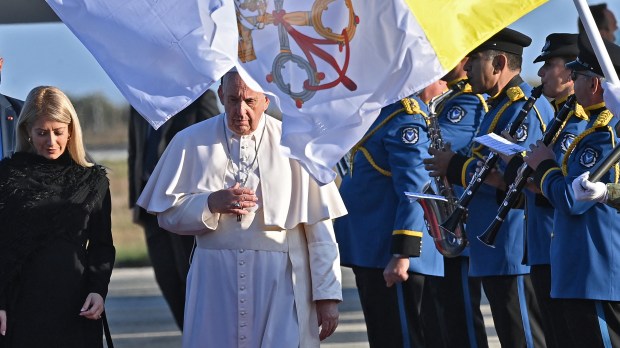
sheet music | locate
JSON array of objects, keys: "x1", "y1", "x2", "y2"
[
  {"x1": 405, "y1": 191, "x2": 448, "y2": 203},
  {"x1": 473, "y1": 133, "x2": 527, "y2": 156}
]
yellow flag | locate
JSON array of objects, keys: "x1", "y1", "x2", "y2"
[{"x1": 405, "y1": 0, "x2": 548, "y2": 72}]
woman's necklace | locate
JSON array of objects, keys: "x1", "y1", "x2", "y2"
[{"x1": 223, "y1": 116, "x2": 267, "y2": 220}]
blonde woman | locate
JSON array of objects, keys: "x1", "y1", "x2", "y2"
[{"x1": 0, "y1": 86, "x2": 115, "y2": 347}]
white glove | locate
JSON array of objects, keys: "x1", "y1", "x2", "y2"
[
  {"x1": 571, "y1": 171, "x2": 608, "y2": 202},
  {"x1": 603, "y1": 81, "x2": 620, "y2": 119}
]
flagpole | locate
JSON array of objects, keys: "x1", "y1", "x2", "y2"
[{"x1": 573, "y1": 0, "x2": 620, "y2": 84}]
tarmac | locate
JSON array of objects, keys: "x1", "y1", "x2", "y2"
[{"x1": 105, "y1": 267, "x2": 501, "y2": 347}]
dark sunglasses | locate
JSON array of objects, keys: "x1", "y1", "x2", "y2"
[{"x1": 571, "y1": 70, "x2": 599, "y2": 81}]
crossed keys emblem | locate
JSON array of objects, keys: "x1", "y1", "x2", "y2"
[{"x1": 236, "y1": 0, "x2": 359, "y2": 107}]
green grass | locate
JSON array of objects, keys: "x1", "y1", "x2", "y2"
[{"x1": 100, "y1": 159, "x2": 151, "y2": 268}]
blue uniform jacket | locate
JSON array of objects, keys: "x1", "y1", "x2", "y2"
[
  {"x1": 335, "y1": 96, "x2": 444, "y2": 276},
  {"x1": 522, "y1": 98, "x2": 589, "y2": 266},
  {"x1": 446, "y1": 77, "x2": 554, "y2": 276},
  {"x1": 534, "y1": 103, "x2": 620, "y2": 301},
  {"x1": 438, "y1": 79, "x2": 488, "y2": 157},
  {"x1": 437, "y1": 79, "x2": 488, "y2": 258}
]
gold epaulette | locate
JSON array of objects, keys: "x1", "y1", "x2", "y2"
[
  {"x1": 594, "y1": 110, "x2": 613, "y2": 127},
  {"x1": 506, "y1": 86, "x2": 526, "y2": 102},
  {"x1": 573, "y1": 104, "x2": 589, "y2": 121},
  {"x1": 401, "y1": 97, "x2": 421, "y2": 115},
  {"x1": 463, "y1": 84, "x2": 473, "y2": 93},
  {"x1": 562, "y1": 109, "x2": 615, "y2": 176}
]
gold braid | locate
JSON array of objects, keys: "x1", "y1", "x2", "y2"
[
  {"x1": 561, "y1": 110, "x2": 617, "y2": 180},
  {"x1": 349, "y1": 98, "x2": 422, "y2": 176}
]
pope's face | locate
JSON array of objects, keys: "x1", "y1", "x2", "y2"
[
  {"x1": 537, "y1": 57, "x2": 573, "y2": 99},
  {"x1": 219, "y1": 73, "x2": 269, "y2": 136}
]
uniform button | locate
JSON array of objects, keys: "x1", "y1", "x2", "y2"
[
  {"x1": 240, "y1": 273, "x2": 246, "y2": 278},
  {"x1": 240, "y1": 299, "x2": 246, "y2": 303},
  {"x1": 240, "y1": 311, "x2": 246, "y2": 315},
  {"x1": 240, "y1": 249, "x2": 245, "y2": 253},
  {"x1": 240, "y1": 335, "x2": 246, "y2": 340},
  {"x1": 239, "y1": 261, "x2": 245, "y2": 265},
  {"x1": 240, "y1": 322, "x2": 247, "y2": 327},
  {"x1": 240, "y1": 286, "x2": 246, "y2": 291}
]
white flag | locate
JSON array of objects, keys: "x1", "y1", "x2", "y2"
[
  {"x1": 48, "y1": 0, "x2": 547, "y2": 183},
  {"x1": 46, "y1": 0, "x2": 237, "y2": 128}
]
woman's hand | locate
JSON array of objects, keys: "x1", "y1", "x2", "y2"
[
  {"x1": 0, "y1": 309, "x2": 6, "y2": 336},
  {"x1": 79, "y1": 293, "x2": 105, "y2": 320}
]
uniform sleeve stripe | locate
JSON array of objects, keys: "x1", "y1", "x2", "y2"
[
  {"x1": 461, "y1": 157, "x2": 476, "y2": 187},
  {"x1": 540, "y1": 167, "x2": 561, "y2": 193},
  {"x1": 392, "y1": 230, "x2": 424, "y2": 237}
]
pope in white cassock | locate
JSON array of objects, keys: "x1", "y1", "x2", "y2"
[{"x1": 137, "y1": 70, "x2": 347, "y2": 347}]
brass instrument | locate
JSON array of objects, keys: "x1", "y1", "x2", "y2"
[
  {"x1": 478, "y1": 94, "x2": 576, "y2": 246},
  {"x1": 417, "y1": 80, "x2": 468, "y2": 257},
  {"x1": 440, "y1": 84, "x2": 545, "y2": 236},
  {"x1": 588, "y1": 142, "x2": 620, "y2": 182}
]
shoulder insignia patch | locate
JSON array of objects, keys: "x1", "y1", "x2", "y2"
[
  {"x1": 401, "y1": 127, "x2": 419, "y2": 144},
  {"x1": 515, "y1": 124, "x2": 528, "y2": 142},
  {"x1": 560, "y1": 133, "x2": 576, "y2": 153},
  {"x1": 506, "y1": 86, "x2": 525, "y2": 102},
  {"x1": 447, "y1": 106, "x2": 466, "y2": 123},
  {"x1": 579, "y1": 147, "x2": 599, "y2": 168}
]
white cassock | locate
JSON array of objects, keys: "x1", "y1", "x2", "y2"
[{"x1": 137, "y1": 113, "x2": 347, "y2": 348}]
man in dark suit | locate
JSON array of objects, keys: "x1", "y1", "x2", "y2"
[
  {"x1": 128, "y1": 89, "x2": 219, "y2": 330},
  {"x1": 0, "y1": 56, "x2": 23, "y2": 158}
]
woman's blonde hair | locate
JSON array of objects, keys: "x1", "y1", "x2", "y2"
[{"x1": 15, "y1": 86, "x2": 93, "y2": 167}]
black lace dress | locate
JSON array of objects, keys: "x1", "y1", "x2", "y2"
[{"x1": 0, "y1": 152, "x2": 115, "y2": 348}]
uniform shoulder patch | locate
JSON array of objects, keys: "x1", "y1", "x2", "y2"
[
  {"x1": 401, "y1": 127, "x2": 419, "y2": 144},
  {"x1": 560, "y1": 133, "x2": 576, "y2": 153},
  {"x1": 446, "y1": 105, "x2": 466, "y2": 123},
  {"x1": 515, "y1": 124, "x2": 528, "y2": 142},
  {"x1": 579, "y1": 147, "x2": 599, "y2": 168},
  {"x1": 506, "y1": 86, "x2": 526, "y2": 102}
]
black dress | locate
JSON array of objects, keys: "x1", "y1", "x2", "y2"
[{"x1": 0, "y1": 152, "x2": 115, "y2": 348}]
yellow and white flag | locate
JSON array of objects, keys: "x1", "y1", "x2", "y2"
[{"x1": 47, "y1": 0, "x2": 547, "y2": 183}]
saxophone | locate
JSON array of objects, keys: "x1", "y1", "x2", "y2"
[{"x1": 417, "y1": 80, "x2": 468, "y2": 257}]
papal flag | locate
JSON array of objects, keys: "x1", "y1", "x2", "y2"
[{"x1": 47, "y1": 0, "x2": 547, "y2": 183}]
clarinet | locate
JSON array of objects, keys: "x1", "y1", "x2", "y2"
[
  {"x1": 440, "y1": 84, "x2": 544, "y2": 235},
  {"x1": 478, "y1": 94, "x2": 576, "y2": 247}
]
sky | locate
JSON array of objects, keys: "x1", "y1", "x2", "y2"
[{"x1": 0, "y1": 0, "x2": 619, "y2": 106}]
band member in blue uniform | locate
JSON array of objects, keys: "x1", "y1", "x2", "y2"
[
  {"x1": 498, "y1": 33, "x2": 588, "y2": 348},
  {"x1": 435, "y1": 59, "x2": 490, "y2": 348},
  {"x1": 424, "y1": 28, "x2": 553, "y2": 348},
  {"x1": 335, "y1": 94, "x2": 444, "y2": 347},
  {"x1": 524, "y1": 35, "x2": 620, "y2": 348}
]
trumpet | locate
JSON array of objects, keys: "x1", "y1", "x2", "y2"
[
  {"x1": 478, "y1": 94, "x2": 576, "y2": 247},
  {"x1": 440, "y1": 84, "x2": 545, "y2": 236},
  {"x1": 417, "y1": 80, "x2": 468, "y2": 257}
]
